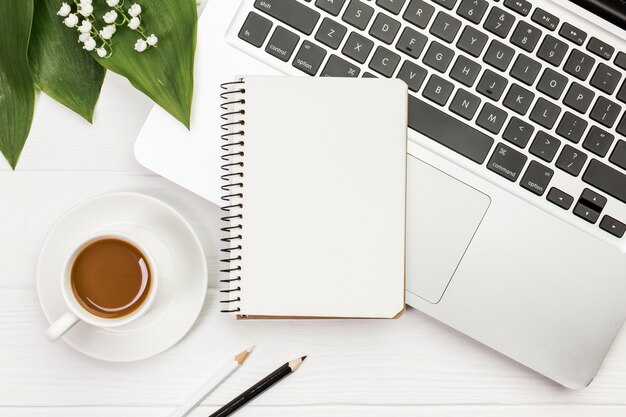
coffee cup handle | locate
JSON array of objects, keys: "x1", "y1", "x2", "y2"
[{"x1": 45, "y1": 312, "x2": 80, "y2": 341}]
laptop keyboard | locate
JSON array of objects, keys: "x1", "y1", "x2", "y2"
[{"x1": 233, "y1": 0, "x2": 626, "y2": 239}]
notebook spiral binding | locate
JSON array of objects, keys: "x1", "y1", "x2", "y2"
[{"x1": 219, "y1": 79, "x2": 246, "y2": 313}]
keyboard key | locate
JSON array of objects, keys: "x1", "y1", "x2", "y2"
[
  {"x1": 563, "y1": 82, "x2": 595, "y2": 114},
  {"x1": 600, "y1": 216, "x2": 626, "y2": 238},
  {"x1": 432, "y1": 0, "x2": 458, "y2": 10},
  {"x1": 403, "y1": 0, "x2": 435, "y2": 29},
  {"x1": 583, "y1": 159, "x2": 626, "y2": 204},
  {"x1": 408, "y1": 95, "x2": 494, "y2": 163},
  {"x1": 423, "y1": 41, "x2": 455, "y2": 72},
  {"x1": 265, "y1": 26, "x2": 300, "y2": 62},
  {"x1": 618, "y1": 113, "x2": 626, "y2": 137},
  {"x1": 456, "y1": 26, "x2": 488, "y2": 57},
  {"x1": 559, "y1": 22, "x2": 587, "y2": 45},
  {"x1": 563, "y1": 49, "x2": 595, "y2": 81},
  {"x1": 618, "y1": 81, "x2": 626, "y2": 104},
  {"x1": 510, "y1": 21, "x2": 542, "y2": 53},
  {"x1": 450, "y1": 55, "x2": 481, "y2": 87},
  {"x1": 583, "y1": 126, "x2": 614, "y2": 157},
  {"x1": 430, "y1": 11, "x2": 462, "y2": 43},
  {"x1": 343, "y1": 0, "x2": 374, "y2": 30},
  {"x1": 315, "y1": 0, "x2": 347, "y2": 16},
  {"x1": 503, "y1": 116, "x2": 534, "y2": 148},
  {"x1": 483, "y1": 7, "x2": 515, "y2": 38},
  {"x1": 530, "y1": 131, "x2": 561, "y2": 162},
  {"x1": 238, "y1": 12, "x2": 273, "y2": 48},
  {"x1": 537, "y1": 35, "x2": 568, "y2": 66},
  {"x1": 255, "y1": 0, "x2": 320, "y2": 35},
  {"x1": 580, "y1": 188, "x2": 607, "y2": 211},
  {"x1": 449, "y1": 88, "x2": 481, "y2": 120},
  {"x1": 322, "y1": 54, "x2": 361, "y2": 77},
  {"x1": 503, "y1": 83, "x2": 534, "y2": 115},
  {"x1": 477, "y1": 103, "x2": 508, "y2": 134},
  {"x1": 530, "y1": 98, "x2": 561, "y2": 129},
  {"x1": 537, "y1": 68, "x2": 568, "y2": 99},
  {"x1": 610, "y1": 140, "x2": 626, "y2": 170},
  {"x1": 369, "y1": 46, "x2": 401, "y2": 77},
  {"x1": 376, "y1": 0, "x2": 407, "y2": 14},
  {"x1": 456, "y1": 0, "x2": 488, "y2": 24},
  {"x1": 587, "y1": 37, "x2": 614, "y2": 60},
  {"x1": 370, "y1": 13, "x2": 402, "y2": 44},
  {"x1": 397, "y1": 60, "x2": 427, "y2": 91},
  {"x1": 555, "y1": 111, "x2": 587, "y2": 143},
  {"x1": 396, "y1": 27, "x2": 427, "y2": 59},
  {"x1": 484, "y1": 40, "x2": 515, "y2": 71},
  {"x1": 342, "y1": 32, "x2": 374, "y2": 63},
  {"x1": 362, "y1": 72, "x2": 377, "y2": 78},
  {"x1": 547, "y1": 187, "x2": 574, "y2": 209},
  {"x1": 531, "y1": 8, "x2": 559, "y2": 31},
  {"x1": 510, "y1": 54, "x2": 542, "y2": 85},
  {"x1": 590, "y1": 63, "x2": 622, "y2": 95},
  {"x1": 590, "y1": 97, "x2": 622, "y2": 128},
  {"x1": 476, "y1": 69, "x2": 508, "y2": 101},
  {"x1": 423, "y1": 74, "x2": 455, "y2": 106},
  {"x1": 573, "y1": 202, "x2": 601, "y2": 224},
  {"x1": 504, "y1": 0, "x2": 531, "y2": 16},
  {"x1": 615, "y1": 52, "x2": 626, "y2": 71},
  {"x1": 556, "y1": 144, "x2": 587, "y2": 176},
  {"x1": 487, "y1": 143, "x2": 527, "y2": 182},
  {"x1": 315, "y1": 18, "x2": 347, "y2": 49},
  {"x1": 292, "y1": 40, "x2": 327, "y2": 75},
  {"x1": 521, "y1": 160, "x2": 554, "y2": 195}
]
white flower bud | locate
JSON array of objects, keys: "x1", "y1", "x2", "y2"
[
  {"x1": 103, "y1": 10, "x2": 118, "y2": 24},
  {"x1": 79, "y1": 3, "x2": 93, "y2": 17},
  {"x1": 83, "y1": 37, "x2": 97, "y2": 51},
  {"x1": 80, "y1": 0, "x2": 93, "y2": 4},
  {"x1": 106, "y1": 0, "x2": 120, "y2": 6},
  {"x1": 78, "y1": 32, "x2": 91, "y2": 43},
  {"x1": 128, "y1": 4, "x2": 142, "y2": 17},
  {"x1": 146, "y1": 34, "x2": 158, "y2": 46},
  {"x1": 99, "y1": 25, "x2": 115, "y2": 40},
  {"x1": 57, "y1": 2, "x2": 71, "y2": 17},
  {"x1": 78, "y1": 20, "x2": 92, "y2": 33},
  {"x1": 63, "y1": 13, "x2": 79, "y2": 27},
  {"x1": 134, "y1": 38, "x2": 148, "y2": 52},
  {"x1": 128, "y1": 16, "x2": 141, "y2": 30},
  {"x1": 96, "y1": 47, "x2": 107, "y2": 58}
]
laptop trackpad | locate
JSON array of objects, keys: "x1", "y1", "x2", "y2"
[{"x1": 406, "y1": 155, "x2": 490, "y2": 304}]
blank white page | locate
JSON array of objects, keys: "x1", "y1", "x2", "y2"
[{"x1": 233, "y1": 76, "x2": 407, "y2": 318}]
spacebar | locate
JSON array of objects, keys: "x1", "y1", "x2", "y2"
[{"x1": 408, "y1": 95, "x2": 494, "y2": 164}]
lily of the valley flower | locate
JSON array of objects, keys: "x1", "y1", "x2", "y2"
[
  {"x1": 83, "y1": 37, "x2": 97, "y2": 51},
  {"x1": 57, "y1": 2, "x2": 71, "y2": 17},
  {"x1": 103, "y1": 10, "x2": 118, "y2": 24},
  {"x1": 99, "y1": 25, "x2": 116, "y2": 40},
  {"x1": 134, "y1": 38, "x2": 148, "y2": 52},
  {"x1": 128, "y1": 4, "x2": 142, "y2": 17},
  {"x1": 147, "y1": 34, "x2": 158, "y2": 46},
  {"x1": 96, "y1": 47, "x2": 108, "y2": 58},
  {"x1": 78, "y1": 19, "x2": 92, "y2": 33},
  {"x1": 106, "y1": 0, "x2": 120, "y2": 6},
  {"x1": 78, "y1": 32, "x2": 91, "y2": 43},
  {"x1": 128, "y1": 16, "x2": 141, "y2": 30},
  {"x1": 79, "y1": 3, "x2": 93, "y2": 16},
  {"x1": 80, "y1": 0, "x2": 92, "y2": 4},
  {"x1": 63, "y1": 13, "x2": 79, "y2": 27}
]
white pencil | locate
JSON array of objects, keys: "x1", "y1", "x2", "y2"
[{"x1": 169, "y1": 346, "x2": 255, "y2": 417}]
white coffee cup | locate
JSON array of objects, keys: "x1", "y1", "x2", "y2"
[{"x1": 45, "y1": 231, "x2": 159, "y2": 341}]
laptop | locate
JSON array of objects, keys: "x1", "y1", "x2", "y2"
[{"x1": 135, "y1": 0, "x2": 626, "y2": 388}]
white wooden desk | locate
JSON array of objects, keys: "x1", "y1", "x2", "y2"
[{"x1": 2, "y1": 73, "x2": 626, "y2": 417}]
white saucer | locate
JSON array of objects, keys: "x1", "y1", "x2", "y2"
[{"x1": 37, "y1": 192, "x2": 208, "y2": 362}]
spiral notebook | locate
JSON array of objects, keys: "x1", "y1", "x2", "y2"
[{"x1": 220, "y1": 76, "x2": 407, "y2": 319}]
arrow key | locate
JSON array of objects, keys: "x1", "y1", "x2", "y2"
[
  {"x1": 600, "y1": 215, "x2": 626, "y2": 238},
  {"x1": 574, "y1": 202, "x2": 601, "y2": 224},
  {"x1": 580, "y1": 188, "x2": 607, "y2": 211},
  {"x1": 547, "y1": 187, "x2": 574, "y2": 210}
]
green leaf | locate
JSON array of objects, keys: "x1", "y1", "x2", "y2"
[
  {"x1": 0, "y1": 0, "x2": 35, "y2": 169},
  {"x1": 28, "y1": 0, "x2": 106, "y2": 123},
  {"x1": 92, "y1": 0, "x2": 197, "y2": 128}
]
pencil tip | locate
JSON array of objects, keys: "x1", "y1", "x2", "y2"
[
  {"x1": 301, "y1": 356, "x2": 307, "y2": 361},
  {"x1": 246, "y1": 345, "x2": 256, "y2": 353},
  {"x1": 235, "y1": 346, "x2": 254, "y2": 364}
]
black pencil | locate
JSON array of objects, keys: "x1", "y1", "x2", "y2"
[{"x1": 208, "y1": 356, "x2": 306, "y2": 417}]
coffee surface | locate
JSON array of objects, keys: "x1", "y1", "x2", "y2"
[{"x1": 71, "y1": 238, "x2": 151, "y2": 319}]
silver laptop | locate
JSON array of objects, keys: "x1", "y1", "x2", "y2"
[{"x1": 135, "y1": 0, "x2": 626, "y2": 388}]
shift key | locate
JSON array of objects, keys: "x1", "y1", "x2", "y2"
[
  {"x1": 255, "y1": 0, "x2": 320, "y2": 35},
  {"x1": 583, "y1": 159, "x2": 626, "y2": 204}
]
